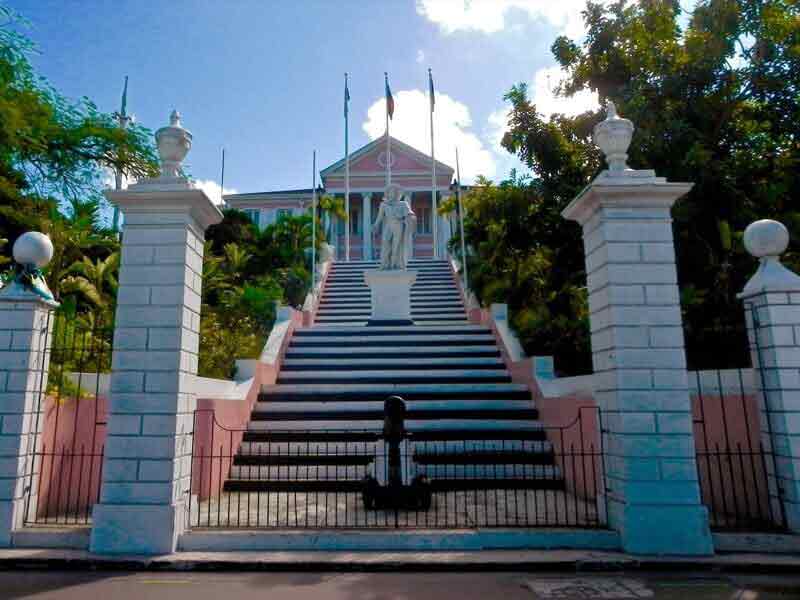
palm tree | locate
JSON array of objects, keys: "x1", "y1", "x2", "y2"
[
  {"x1": 222, "y1": 242, "x2": 252, "y2": 285},
  {"x1": 317, "y1": 195, "x2": 347, "y2": 242},
  {"x1": 60, "y1": 252, "x2": 120, "y2": 309}
]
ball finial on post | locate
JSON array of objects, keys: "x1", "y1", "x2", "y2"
[
  {"x1": 743, "y1": 219, "x2": 790, "y2": 259},
  {"x1": 1, "y1": 232, "x2": 56, "y2": 302}
]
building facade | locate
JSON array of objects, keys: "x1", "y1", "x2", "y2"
[{"x1": 224, "y1": 134, "x2": 457, "y2": 260}]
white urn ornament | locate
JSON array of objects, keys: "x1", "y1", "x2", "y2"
[
  {"x1": 593, "y1": 100, "x2": 634, "y2": 172},
  {"x1": 155, "y1": 110, "x2": 192, "y2": 178}
]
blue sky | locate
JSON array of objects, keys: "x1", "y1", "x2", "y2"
[{"x1": 8, "y1": 0, "x2": 602, "y2": 200}]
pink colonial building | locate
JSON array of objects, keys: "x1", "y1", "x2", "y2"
[{"x1": 224, "y1": 135, "x2": 457, "y2": 260}]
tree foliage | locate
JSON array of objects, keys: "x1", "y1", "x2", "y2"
[{"x1": 491, "y1": 0, "x2": 800, "y2": 371}]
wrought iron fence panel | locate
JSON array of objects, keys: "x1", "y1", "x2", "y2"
[
  {"x1": 186, "y1": 404, "x2": 607, "y2": 529},
  {"x1": 22, "y1": 312, "x2": 112, "y2": 526}
]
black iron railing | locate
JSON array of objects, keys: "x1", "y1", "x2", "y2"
[
  {"x1": 186, "y1": 400, "x2": 607, "y2": 529},
  {"x1": 692, "y1": 367, "x2": 787, "y2": 532},
  {"x1": 23, "y1": 313, "x2": 111, "y2": 526}
]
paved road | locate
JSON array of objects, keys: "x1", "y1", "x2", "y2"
[{"x1": 1, "y1": 571, "x2": 799, "y2": 600}]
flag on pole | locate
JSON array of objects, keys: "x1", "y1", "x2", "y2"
[
  {"x1": 121, "y1": 75, "x2": 129, "y2": 116},
  {"x1": 344, "y1": 73, "x2": 350, "y2": 118},
  {"x1": 428, "y1": 68, "x2": 435, "y2": 112},
  {"x1": 385, "y1": 73, "x2": 394, "y2": 120}
]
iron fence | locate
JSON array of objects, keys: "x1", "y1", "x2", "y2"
[
  {"x1": 692, "y1": 367, "x2": 787, "y2": 531},
  {"x1": 186, "y1": 402, "x2": 607, "y2": 529},
  {"x1": 22, "y1": 312, "x2": 112, "y2": 526}
]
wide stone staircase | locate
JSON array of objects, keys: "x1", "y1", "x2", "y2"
[{"x1": 224, "y1": 259, "x2": 562, "y2": 506}]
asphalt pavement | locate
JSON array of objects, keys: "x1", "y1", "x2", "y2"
[{"x1": 1, "y1": 571, "x2": 800, "y2": 600}]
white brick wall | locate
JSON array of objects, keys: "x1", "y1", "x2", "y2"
[
  {"x1": 742, "y1": 293, "x2": 800, "y2": 532},
  {"x1": 563, "y1": 178, "x2": 712, "y2": 554},
  {"x1": 0, "y1": 297, "x2": 56, "y2": 546},
  {"x1": 91, "y1": 187, "x2": 221, "y2": 554}
]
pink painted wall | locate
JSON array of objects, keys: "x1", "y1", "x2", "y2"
[
  {"x1": 36, "y1": 393, "x2": 107, "y2": 520},
  {"x1": 191, "y1": 309, "x2": 303, "y2": 501}
]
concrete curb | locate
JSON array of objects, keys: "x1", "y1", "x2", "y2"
[{"x1": 0, "y1": 549, "x2": 799, "y2": 573}]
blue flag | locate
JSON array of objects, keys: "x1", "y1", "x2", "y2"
[
  {"x1": 385, "y1": 73, "x2": 394, "y2": 120},
  {"x1": 344, "y1": 73, "x2": 350, "y2": 119},
  {"x1": 428, "y1": 68, "x2": 435, "y2": 112}
]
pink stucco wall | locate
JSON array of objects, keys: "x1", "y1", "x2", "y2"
[
  {"x1": 36, "y1": 393, "x2": 107, "y2": 519},
  {"x1": 191, "y1": 309, "x2": 303, "y2": 502}
]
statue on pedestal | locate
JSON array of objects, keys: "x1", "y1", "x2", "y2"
[{"x1": 374, "y1": 184, "x2": 416, "y2": 270}]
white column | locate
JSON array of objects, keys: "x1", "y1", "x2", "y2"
[
  {"x1": 739, "y1": 219, "x2": 800, "y2": 532},
  {"x1": 90, "y1": 112, "x2": 223, "y2": 554},
  {"x1": 362, "y1": 193, "x2": 372, "y2": 261},
  {"x1": 0, "y1": 235, "x2": 58, "y2": 546},
  {"x1": 561, "y1": 103, "x2": 712, "y2": 555}
]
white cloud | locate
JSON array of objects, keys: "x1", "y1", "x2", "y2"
[
  {"x1": 362, "y1": 89, "x2": 496, "y2": 183},
  {"x1": 416, "y1": 49, "x2": 426, "y2": 64},
  {"x1": 194, "y1": 179, "x2": 238, "y2": 205},
  {"x1": 530, "y1": 65, "x2": 599, "y2": 119},
  {"x1": 416, "y1": 0, "x2": 589, "y2": 39}
]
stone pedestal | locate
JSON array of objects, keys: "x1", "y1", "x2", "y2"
[
  {"x1": 562, "y1": 170, "x2": 712, "y2": 555},
  {"x1": 364, "y1": 270, "x2": 417, "y2": 326}
]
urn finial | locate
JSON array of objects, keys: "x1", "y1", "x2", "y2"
[
  {"x1": 155, "y1": 109, "x2": 193, "y2": 179},
  {"x1": 593, "y1": 99, "x2": 634, "y2": 172}
]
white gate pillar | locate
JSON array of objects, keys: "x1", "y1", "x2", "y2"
[
  {"x1": 0, "y1": 234, "x2": 58, "y2": 546},
  {"x1": 90, "y1": 111, "x2": 222, "y2": 554},
  {"x1": 562, "y1": 102, "x2": 712, "y2": 555},
  {"x1": 739, "y1": 219, "x2": 800, "y2": 532}
]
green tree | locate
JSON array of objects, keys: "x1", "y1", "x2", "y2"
[{"x1": 498, "y1": 0, "x2": 800, "y2": 370}]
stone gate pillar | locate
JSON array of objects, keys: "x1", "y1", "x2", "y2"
[
  {"x1": 0, "y1": 233, "x2": 58, "y2": 546},
  {"x1": 739, "y1": 219, "x2": 800, "y2": 532},
  {"x1": 562, "y1": 102, "x2": 712, "y2": 555},
  {"x1": 90, "y1": 111, "x2": 222, "y2": 554}
]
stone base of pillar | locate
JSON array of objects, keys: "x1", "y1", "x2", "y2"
[
  {"x1": 90, "y1": 502, "x2": 185, "y2": 554},
  {"x1": 364, "y1": 270, "x2": 417, "y2": 326},
  {"x1": 610, "y1": 502, "x2": 713, "y2": 555}
]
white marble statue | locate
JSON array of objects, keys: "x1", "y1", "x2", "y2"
[{"x1": 373, "y1": 184, "x2": 416, "y2": 270}]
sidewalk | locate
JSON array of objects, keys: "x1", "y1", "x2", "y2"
[{"x1": 0, "y1": 548, "x2": 799, "y2": 573}]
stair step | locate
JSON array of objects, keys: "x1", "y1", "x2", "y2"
[
  {"x1": 224, "y1": 480, "x2": 365, "y2": 493},
  {"x1": 233, "y1": 454, "x2": 374, "y2": 467},
  {"x1": 284, "y1": 347, "x2": 501, "y2": 359},
  {"x1": 250, "y1": 409, "x2": 538, "y2": 422},
  {"x1": 242, "y1": 431, "x2": 381, "y2": 443},
  {"x1": 415, "y1": 464, "x2": 560, "y2": 479},
  {"x1": 254, "y1": 399, "x2": 533, "y2": 413},
  {"x1": 247, "y1": 419, "x2": 544, "y2": 432},
  {"x1": 290, "y1": 335, "x2": 495, "y2": 346},
  {"x1": 281, "y1": 357, "x2": 504, "y2": 369},
  {"x1": 412, "y1": 450, "x2": 554, "y2": 465},
  {"x1": 229, "y1": 465, "x2": 372, "y2": 480},
  {"x1": 429, "y1": 478, "x2": 565, "y2": 491},
  {"x1": 260, "y1": 383, "x2": 530, "y2": 400},
  {"x1": 275, "y1": 370, "x2": 512, "y2": 385}
]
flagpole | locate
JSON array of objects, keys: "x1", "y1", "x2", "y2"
[
  {"x1": 385, "y1": 72, "x2": 391, "y2": 186},
  {"x1": 220, "y1": 147, "x2": 226, "y2": 208},
  {"x1": 344, "y1": 72, "x2": 351, "y2": 262},
  {"x1": 312, "y1": 150, "x2": 317, "y2": 296},
  {"x1": 429, "y1": 68, "x2": 437, "y2": 258},
  {"x1": 455, "y1": 147, "x2": 468, "y2": 295},
  {"x1": 112, "y1": 75, "x2": 130, "y2": 234}
]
